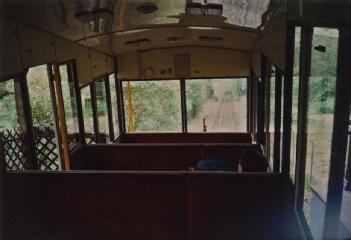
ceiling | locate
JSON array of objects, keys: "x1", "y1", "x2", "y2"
[{"x1": 1, "y1": 0, "x2": 274, "y2": 55}]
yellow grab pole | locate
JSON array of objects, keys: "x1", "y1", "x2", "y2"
[
  {"x1": 53, "y1": 63, "x2": 70, "y2": 170},
  {"x1": 127, "y1": 81, "x2": 135, "y2": 132}
]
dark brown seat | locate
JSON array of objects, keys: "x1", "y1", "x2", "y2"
[
  {"x1": 3, "y1": 171, "x2": 304, "y2": 240},
  {"x1": 4, "y1": 171, "x2": 188, "y2": 240},
  {"x1": 117, "y1": 132, "x2": 252, "y2": 144},
  {"x1": 71, "y1": 143, "x2": 261, "y2": 171},
  {"x1": 187, "y1": 172, "x2": 303, "y2": 240}
]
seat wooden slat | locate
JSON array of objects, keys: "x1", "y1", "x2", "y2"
[
  {"x1": 4, "y1": 171, "x2": 188, "y2": 240},
  {"x1": 118, "y1": 132, "x2": 252, "y2": 144},
  {"x1": 71, "y1": 143, "x2": 261, "y2": 171},
  {"x1": 4, "y1": 172, "x2": 304, "y2": 240}
]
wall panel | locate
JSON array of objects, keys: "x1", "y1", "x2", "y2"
[
  {"x1": 0, "y1": 19, "x2": 23, "y2": 77},
  {"x1": 18, "y1": 25, "x2": 55, "y2": 68},
  {"x1": 117, "y1": 47, "x2": 250, "y2": 80}
]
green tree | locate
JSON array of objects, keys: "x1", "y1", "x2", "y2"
[
  {"x1": 186, "y1": 81, "x2": 205, "y2": 118},
  {"x1": 123, "y1": 81, "x2": 181, "y2": 131}
]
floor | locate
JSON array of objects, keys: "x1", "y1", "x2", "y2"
[{"x1": 341, "y1": 188, "x2": 351, "y2": 233}]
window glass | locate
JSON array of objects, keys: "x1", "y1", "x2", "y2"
[
  {"x1": 95, "y1": 79, "x2": 109, "y2": 139},
  {"x1": 27, "y1": 65, "x2": 61, "y2": 170},
  {"x1": 0, "y1": 79, "x2": 25, "y2": 170},
  {"x1": 0, "y1": 80, "x2": 20, "y2": 130},
  {"x1": 304, "y1": 28, "x2": 339, "y2": 226},
  {"x1": 123, "y1": 80, "x2": 181, "y2": 132},
  {"x1": 59, "y1": 64, "x2": 79, "y2": 144},
  {"x1": 340, "y1": 110, "x2": 351, "y2": 238},
  {"x1": 109, "y1": 74, "x2": 119, "y2": 139},
  {"x1": 290, "y1": 26, "x2": 301, "y2": 183},
  {"x1": 269, "y1": 66, "x2": 276, "y2": 166},
  {"x1": 280, "y1": 76, "x2": 285, "y2": 166},
  {"x1": 186, "y1": 78, "x2": 247, "y2": 132},
  {"x1": 81, "y1": 85, "x2": 95, "y2": 143}
]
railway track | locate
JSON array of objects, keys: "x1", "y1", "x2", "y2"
[{"x1": 212, "y1": 98, "x2": 237, "y2": 131}]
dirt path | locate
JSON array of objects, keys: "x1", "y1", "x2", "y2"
[{"x1": 188, "y1": 96, "x2": 247, "y2": 132}]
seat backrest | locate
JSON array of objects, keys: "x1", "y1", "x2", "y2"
[
  {"x1": 4, "y1": 171, "x2": 302, "y2": 240},
  {"x1": 118, "y1": 132, "x2": 252, "y2": 143},
  {"x1": 4, "y1": 171, "x2": 188, "y2": 240},
  {"x1": 71, "y1": 143, "x2": 261, "y2": 171},
  {"x1": 187, "y1": 172, "x2": 300, "y2": 240}
]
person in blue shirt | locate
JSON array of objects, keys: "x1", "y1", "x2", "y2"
[
  {"x1": 189, "y1": 149, "x2": 268, "y2": 172},
  {"x1": 194, "y1": 158, "x2": 236, "y2": 171}
]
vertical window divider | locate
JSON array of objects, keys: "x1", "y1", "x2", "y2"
[
  {"x1": 295, "y1": 26, "x2": 313, "y2": 212},
  {"x1": 70, "y1": 61, "x2": 85, "y2": 144},
  {"x1": 258, "y1": 54, "x2": 267, "y2": 146},
  {"x1": 180, "y1": 79, "x2": 187, "y2": 133},
  {"x1": 16, "y1": 73, "x2": 37, "y2": 169},
  {"x1": 273, "y1": 68, "x2": 282, "y2": 173},
  {"x1": 90, "y1": 83, "x2": 99, "y2": 143},
  {"x1": 47, "y1": 64, "x2": 64, "y2": 169},
  {"x1": 52, "y1": 63, "x2": 71, "y2": 170},
  {"x1": 265, "y1": 63, "x2": 272, "y2": 159},
  {"x1": 113, "y1": 57, "x2": 126, "y2": 134},
  {"x1": 104, "y1": 75, "x2": 114, "y2": 142},
  {"x1": 282, "y1": 24, "x2": 296, "y2": 179},
  {"x1": 322, "y1": 26, "x2": 351, "y2": 239},
  {"x1": 247, "y1": 75, "x2": 252, "y2": 133},
  {"x1": 253, "y1": 73, "x2": 258, "y2": 138}
]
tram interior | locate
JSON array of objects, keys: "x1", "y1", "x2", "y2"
[{"x1": 0, "y1": 0, "x2": 350, "y2": 239}]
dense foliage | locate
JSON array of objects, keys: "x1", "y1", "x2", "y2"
[
  {"x1": 0, "y1": 81, "x2": 18, "y2": 129},
  {"x1": 123, "y1": 81, "x2": 182, "y2": 132}
]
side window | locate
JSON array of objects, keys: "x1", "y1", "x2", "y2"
[
  {"x1": 340, "y1": 110, "x2": 351, "y2": 236},
  {"x1": 268, "y1": 66, "x2": 276, "y2": 166},
  {"x1": 0, "y1": 79, "x2": 25, "y2": 170},
  {"x1": 81, "y1": 85, "x2": 95, "y2": 144},
  {"x1": 109, "y1": 74, "x2": 120, "y2": 139},
  {"x1": 59, "y1": 64, "x2": 79, "y2": 145},
  {"x1": 290, "y1": 26, "x2": 301, "y2": 183},
  {"x1": 27, "y1": 65, "x2": 61, "y2": 170},
  {"x1": 303, "y1": 28, "x2": 339, "y2": 233},
  {"x1": 123, "y1": 80, "x2": 181, "y2": 132},
  {"x1": 95, "y1": 79, "x2": 109, "y2": 140}
]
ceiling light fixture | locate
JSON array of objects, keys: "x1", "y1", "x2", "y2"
[
  {"x1": 74, "y1": 0, "x2": 116, "y2": 33},
  {"x1": 136, "y1": 2, "x2": 159, "y2": 14},
  {"x1": 186, "y1": 0, "x2": 223, "y2": 16},
  {"x1": 125, "y1": 38, "x2": 151, "y2": 46},
  {"x1": 198, "y1": 36, "x2": 224, "y2": 42},
  {"x1": 187, "y1": 26, "x2": 221, "y2": 30},
  {"x1": 167, "y1": 37, "x2": 182, "y2": 43}
]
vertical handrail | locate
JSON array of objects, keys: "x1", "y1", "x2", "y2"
[
  {"x1": 53, "y1": 63, "x2": 70, "y2": 170},
  {"x1": 127, "y1": 81, "x2": 135, "y2": 132}
]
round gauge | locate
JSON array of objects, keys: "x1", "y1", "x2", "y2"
[{"x1": 143, "y1": 67, "x2": 155, "y2": 78}]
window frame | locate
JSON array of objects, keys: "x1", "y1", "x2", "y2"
[{"x1": 120, "y1": 77, "x2": 249, "y2": 134}]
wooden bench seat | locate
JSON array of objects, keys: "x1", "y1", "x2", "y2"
[
  {"x1": 117, "y1": 132, "x2": 252, "y2": 144},
  {"x1": 187, "y1": 172, "x2": 303, "y2": 240},
  {"x1": 71, "y1": 143, "x2": 261, "y2": 171},
  {"x1": 3, "y1": 171, "x2": 303, "y2": 240},
  {"x1": 4, "y1": 171, "x2": 188, "y2": 240}
]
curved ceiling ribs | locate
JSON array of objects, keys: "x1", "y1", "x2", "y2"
[{"x1": 1, "y1": 0, "x2": 273, "y2": 55}]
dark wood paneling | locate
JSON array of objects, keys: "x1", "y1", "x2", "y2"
[
  {"x1": 4, "y1": 172, "x2": 303, "y2": 240},
  {"x1": 4, "y1": 171, "x2": 188, "y2": 240},
  {"x1": 71, "y1": 143, "x2": 261, "y2": 171},
  {"x1": 119, "y1": 132, "x2": 252, "y2": 144}
]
